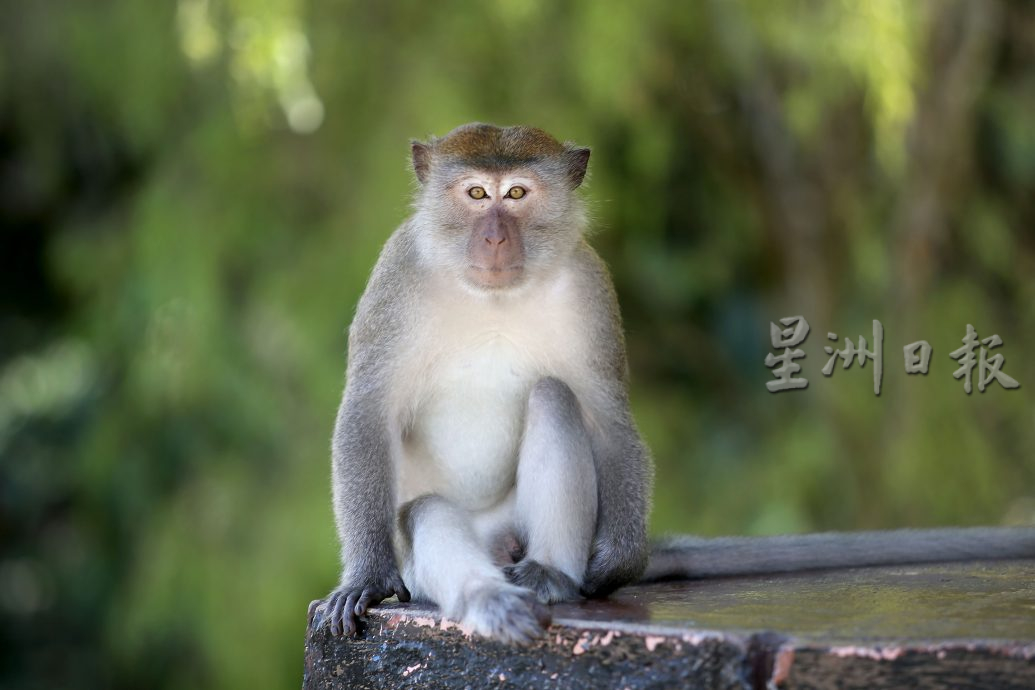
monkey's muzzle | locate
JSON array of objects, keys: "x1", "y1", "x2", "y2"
[{"x1": 467, "y1": 206, "x2": 525, "y2": 288}]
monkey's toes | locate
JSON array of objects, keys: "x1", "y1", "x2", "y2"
[
  {"x1": 504, "y1": 559, "x2": 580, "y2": 604},
  {"x1": 465, "y1": 584, "x2": 551, "y2": 644}
]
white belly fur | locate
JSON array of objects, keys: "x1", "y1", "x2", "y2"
[
  {"x1": 410, "y1": 337, "x2": 532, "y2": 509},
  {"x1": 393, "y1": 269, "x2": 591, "y2": 512}
]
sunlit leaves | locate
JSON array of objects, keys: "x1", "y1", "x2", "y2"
[{"x1": 177, "y1": 0, "x2": 324, "y2": 133}]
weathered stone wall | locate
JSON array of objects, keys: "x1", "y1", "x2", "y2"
[{"x1": 304, "y1": 561, "x2": 1035, "y2": 689}]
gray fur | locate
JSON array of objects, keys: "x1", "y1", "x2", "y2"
[
  {"x1": 314, "y1": 229, "x2": 424, "y2": 635},
  {"x1": 461, "y1": 583, "x2": 551, "y2": 645},
  {"x1": 504, "y1": 559, "x2": 581, "y2": 604},
  {"x1": 572, "y1": 247, "x2": 653, "y2": 597},
  {"x1": 512, "y1": 377, "x2": 597, "y2": 601},
  {"x1": 313, "y1": 125, "x2": 654, "y2": 640},
  {"x1": 643, "y1": 527, "x2": 1035, "y2": 581}
]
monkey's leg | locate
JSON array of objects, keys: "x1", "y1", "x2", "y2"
[
  {"x1": 505, "y1": 377, "x2": 597, "y2": 603},
  {"x1": 400, "y1": 494, "x2": 549, "y2": 643}
]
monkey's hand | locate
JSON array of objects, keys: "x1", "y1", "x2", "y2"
[
  {"x1": 307, "y1": 570, "x2": 411, "y2": 637},
  {"x1": 581, "y1": 531, "x2": 649, "y2": 598}
]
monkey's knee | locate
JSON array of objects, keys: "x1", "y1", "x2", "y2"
[
  {"x1": 526, "y1": 377, "x2": 582, "y2": 426},
  {"x1": 520, "y1": 377, "x2": 593, "y2": 477}
]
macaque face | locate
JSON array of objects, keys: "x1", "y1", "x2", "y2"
[
  {"x1": 411, "y1": 124, "x2": 590, "y2": 293},
  {"x1": 419, "y1": 165, "x2": 584, "y2": 292},
  {"x1": 453, "y1": 173, "x2": 535, "y2": 289}
]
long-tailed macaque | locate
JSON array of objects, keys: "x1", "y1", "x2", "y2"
[{"x1": 309, "y1": 123, "x2": 1035, "y2": 643}]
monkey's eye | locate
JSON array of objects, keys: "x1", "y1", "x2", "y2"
[
  {"x1": 468, "y1": 186, "x2": 487, "y2": 200},
  {"x1": 506, "y1": 186, "x2": 526, "y2": 200}
]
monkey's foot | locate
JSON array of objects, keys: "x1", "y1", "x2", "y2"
[
  {"x1": 503, "y1": 559, "x2": 580, "y2": 604},
  {"x1": 462, "y1": 583, "x2": 551, "y2": 644}
]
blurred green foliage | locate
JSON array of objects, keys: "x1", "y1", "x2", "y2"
[{"x1": 1, "y1": 0, "x2": 1033, "y2": 688}]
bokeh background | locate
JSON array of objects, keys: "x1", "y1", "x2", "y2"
[{"x1": 2, "y1": 0, "x2": 1034, "y2": 687}]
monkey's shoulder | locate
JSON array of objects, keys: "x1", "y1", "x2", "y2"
[
  {"x1": 569, "y1": 240, "x2": 629, "y2": 378},
  {"x1": 347, "y1": 223, "x2": 424, "y2": 349}
]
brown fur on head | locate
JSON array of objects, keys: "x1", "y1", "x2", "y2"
[
  {"x1": 412, "y1": 123, "x2": 590, "y2": 189},
  {"x1": 411, "y1": 123, "x2": 591, "y2": 293}
]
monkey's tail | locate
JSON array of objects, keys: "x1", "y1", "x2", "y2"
[{"x1": 641, "y1": 527, "x2": 1035, "y2": 581}]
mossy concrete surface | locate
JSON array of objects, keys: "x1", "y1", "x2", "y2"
[{"x1": 303, "y1": 560, "x2": 1035, "y2": 689}]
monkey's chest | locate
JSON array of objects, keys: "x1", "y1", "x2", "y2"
[{"x1": 404, "y1": 338, "x2": 538, "y2": 510}]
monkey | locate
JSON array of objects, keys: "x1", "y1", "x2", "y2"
[
  {"x1": 307, "y1": 122, "x2": 649, "y2": 643},
  {"x1": 308, "y1": 123, "x2": 1035, "y2": 644}
]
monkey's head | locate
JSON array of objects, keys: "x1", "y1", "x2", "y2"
[{"x1": 410, "y1": 123, "x2": 590, "y2": 292}]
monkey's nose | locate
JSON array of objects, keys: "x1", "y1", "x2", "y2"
[{"x1": 483, "y1": 227, "x2": 507, "y2": 245}]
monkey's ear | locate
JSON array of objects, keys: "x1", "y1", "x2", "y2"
[
  {"x1": 565, "y1": 147, "x2": 591, "y2": 188},
  {"x1": 411, "y1": 141, "x2": 432, "y2": 184}
]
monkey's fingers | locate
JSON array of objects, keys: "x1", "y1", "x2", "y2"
[
  {"x1": 354, "y1": 588, "x2": 383, "y2": 617},
  {"x1": 391, "y1": 576, "x2": 411, "y2": 602},
  {"x1": 353, "y1": 577, "x2": 412, "y2": 617},
  {"x1": 342, "y1": 591, "x2": 361, "y2": 636},
  {"x1": 307, "y1": 599, "x2": 324, "y2": 627},
  {"x1": 326, "y1": 590, "x2": 346, "y2": 636}
]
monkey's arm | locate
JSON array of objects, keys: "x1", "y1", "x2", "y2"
[
  {"x1": 575, "y1": 244, "x2": 654, "y2": 597},
  {"x1": 642, "y1": 527, "x2": 1035, "y2": 580},
  {"x1": 318, "y1": 384, "x2": 410, "y2": 636},
  {"x1": 311, "y1": 229, "x2": 417, "y2": 636}
]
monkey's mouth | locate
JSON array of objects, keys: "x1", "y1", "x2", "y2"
[{"x1": 466, "y1": 264, "x2": 525, "y2": 289}]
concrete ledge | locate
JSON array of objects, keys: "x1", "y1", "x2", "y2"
[{"x1": 303, "y1": 560, "x2": 1035, "y2": 689}]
